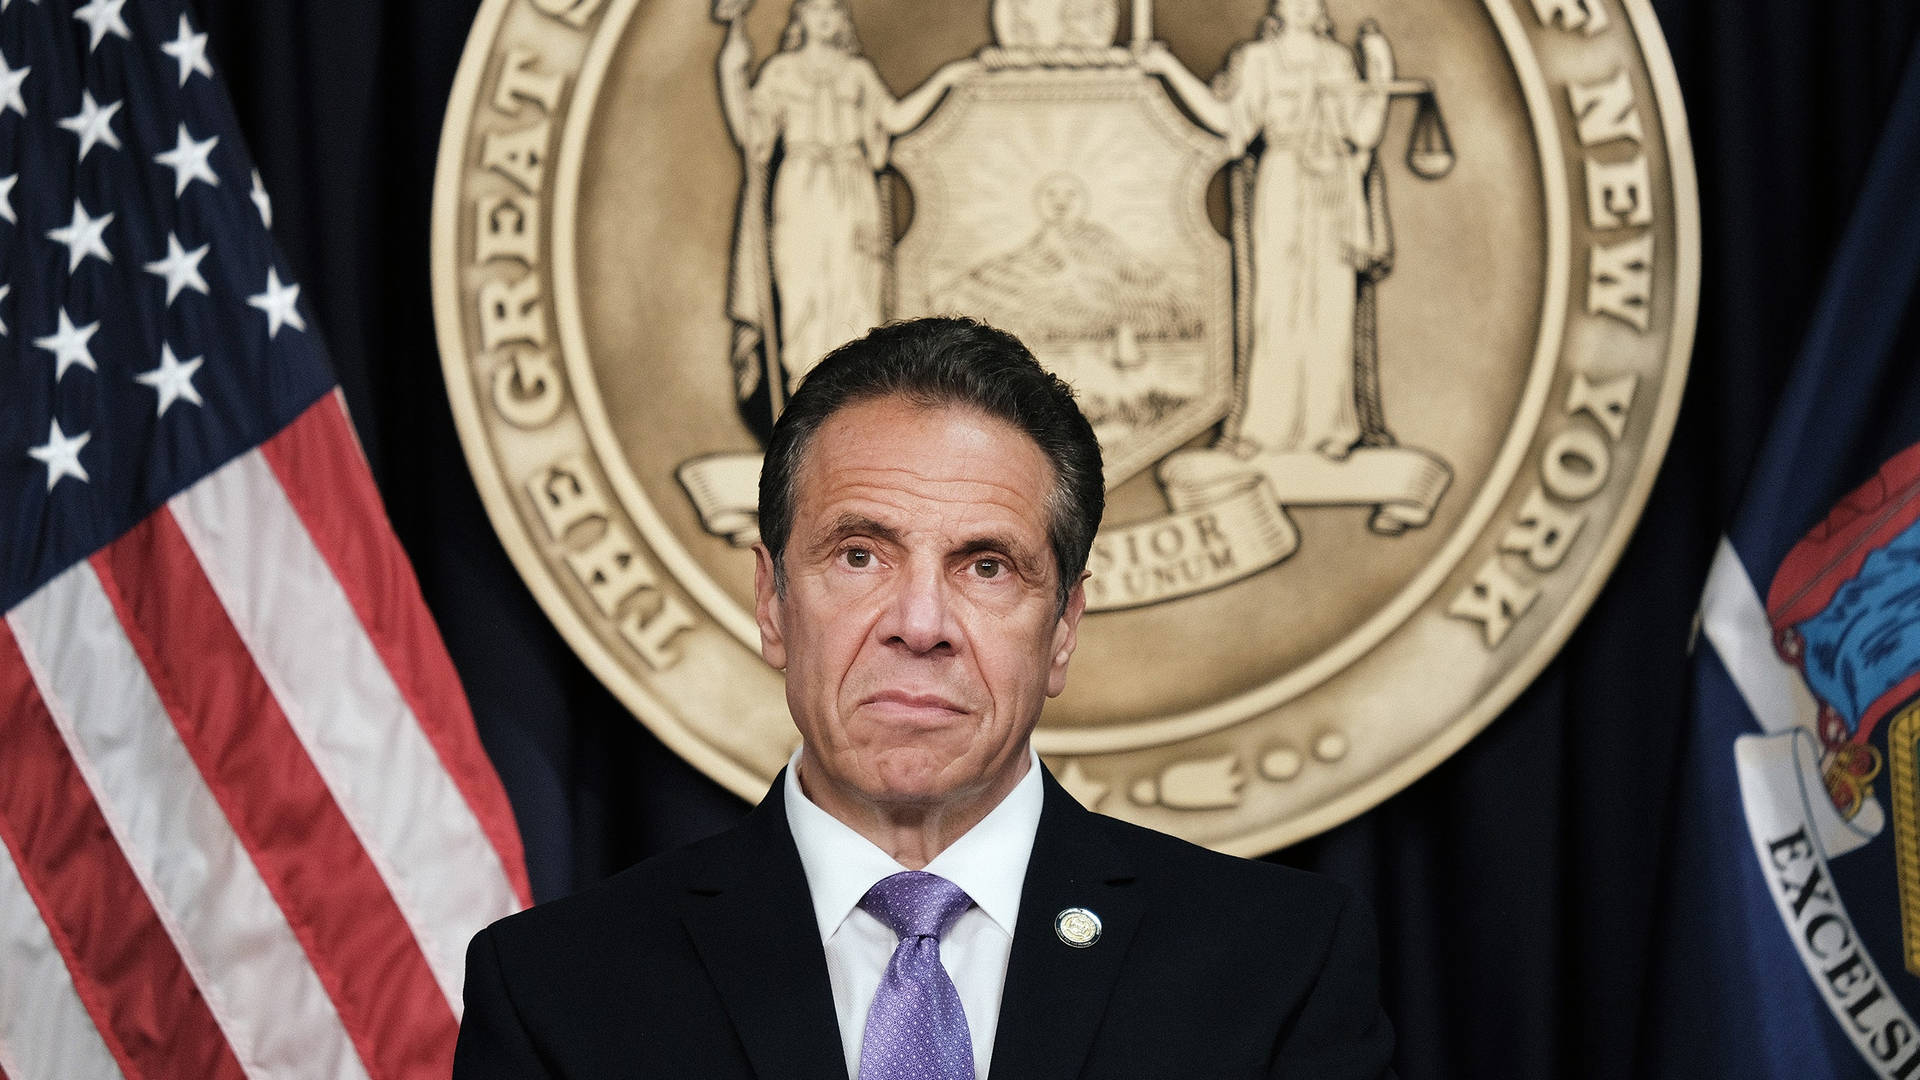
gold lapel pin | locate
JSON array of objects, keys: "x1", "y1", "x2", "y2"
[{"x1": 1054, "y1": 907, "x2": 1102, "y2": 948}]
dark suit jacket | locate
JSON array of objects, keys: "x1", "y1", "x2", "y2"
[{"x1": 454, "y1": 767, "x2": 1395, "y2": 1078}]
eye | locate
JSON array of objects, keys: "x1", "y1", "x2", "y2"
[
  {"x1": 842, "y1": 547, "x2": 872, "y2": 569},
  {"x1": 972, "y1": 557, "x2": 1003, "y2": 579}
]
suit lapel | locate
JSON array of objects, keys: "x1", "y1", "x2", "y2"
[
  {"x1": 988, "y1": 768, "x2": 1143, "y2": 1080},
  {"x1": 680, "y1": 776, "x2": 850, "y2": 1080}
]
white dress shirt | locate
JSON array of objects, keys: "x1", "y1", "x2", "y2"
[{"x1": 784, "y1": 748, "x2": 1043, "y2": 1080}]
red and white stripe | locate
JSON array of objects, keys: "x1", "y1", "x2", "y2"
[{"x1": 0, "y1": 395, "x2": 530, "y2": 1079}]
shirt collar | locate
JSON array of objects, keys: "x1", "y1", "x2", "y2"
[{"x1": 785, "y1": 746, "x2": 1043, "y2": 941}]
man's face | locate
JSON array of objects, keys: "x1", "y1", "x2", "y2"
[{"x1": 754, "y1": 395, "x2": 1086, "y2": 823}]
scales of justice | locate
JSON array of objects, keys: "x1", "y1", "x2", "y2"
[{"x1": 684, "y1": 0, "x2": 1458, "y2": 608}]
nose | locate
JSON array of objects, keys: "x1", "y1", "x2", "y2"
[{"x1": 880, "y1": 556, "x2": 954, "y2": 656}]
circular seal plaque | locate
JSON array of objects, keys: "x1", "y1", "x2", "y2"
[{"x1": 432, "y1": 0, "x2": 1697, "y2": 854}]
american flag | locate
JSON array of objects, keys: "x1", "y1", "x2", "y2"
[{"x1": 0, "y1": 2, "x2": 531, "y2": 1077}]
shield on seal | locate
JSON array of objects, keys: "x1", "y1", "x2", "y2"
[{"x1": 889, "y1": 55, "x2": 1233, "y2": 489}]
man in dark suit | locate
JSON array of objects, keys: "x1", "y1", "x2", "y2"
[{"x1": 454, "y1": 317, "x2": 1395, "y2": 1079}]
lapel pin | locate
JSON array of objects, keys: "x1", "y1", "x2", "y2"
[{"x1": 1054, "y1": 907, "x2": 1102, "y2": 948}]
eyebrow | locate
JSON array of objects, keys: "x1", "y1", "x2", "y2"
[
  {"x1": 953, "y1": 535, "x2": 1043, "y2": 578},
  {"x1": 811, "y1": 513, "x2": 902, "y2": 551},
  {"x1": 810, "y1": 513, "x2": 1048, "y2": 579}
]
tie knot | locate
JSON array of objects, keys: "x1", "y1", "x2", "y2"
[{"x1": 859, "y1": 871, "x2": 972, "y2": 940}]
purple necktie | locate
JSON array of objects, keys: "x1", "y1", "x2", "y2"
[{"x1": 857, "y1": 871, "x2": 977, "y2": 1080}]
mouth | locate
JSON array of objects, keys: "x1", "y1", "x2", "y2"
[{"x1": 859, "y1": 691, "x2": 969, "y2": 725}]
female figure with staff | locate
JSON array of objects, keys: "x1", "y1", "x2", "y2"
[{"x1": 716, "y1": 0, "x2": 977, "y2": 416}]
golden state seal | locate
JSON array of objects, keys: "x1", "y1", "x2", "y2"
[{"x1": 432, "y1": 0, "x2": 1698, "y2": 853}]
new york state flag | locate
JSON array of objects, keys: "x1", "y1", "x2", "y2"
[{"x1": 1670, "y1": 33, "x2": 1920, "y2": 1080}]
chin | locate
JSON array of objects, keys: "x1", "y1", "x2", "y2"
[{"x1": 863, "y1": 750, "x2": 971, "y2": 804}]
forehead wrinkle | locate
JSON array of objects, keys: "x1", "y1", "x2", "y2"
[
  {"x1": 800, "y1": 398, "x2": 1054, "y2": 497},
  {"x1": 823, "y1": 462, "x2": 1044, "y2": 516}
]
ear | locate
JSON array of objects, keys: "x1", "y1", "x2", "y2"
[
  {"x1": 1046, "y1": 573, "x2": 1088, "y2": 698},
  {"x1": 752, "y1": 542, "x2": 787, "y2": 670}
]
